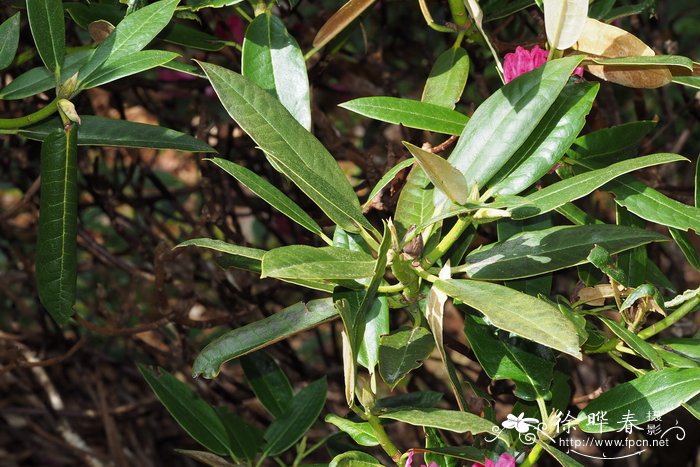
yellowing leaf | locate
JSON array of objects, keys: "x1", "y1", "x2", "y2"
[
  {"x1": 574, "y1": 18, "x2": 671, "y2": 88},
  {"x1": 544, "y1": 0, "x2": 588, "y2": 50},
  {"x1": 312, "y1": 0, "x2": 376, "y2": 49}
]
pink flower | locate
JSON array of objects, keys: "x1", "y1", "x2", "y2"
[
  {"x1": 404, "y1": 450, "x2": 439, "y2": 467},
  {"x1": 503, "y1": 46, "x2": 584, "y2": 83},
  {"x1": 472, "y1": 453, "x2": 517, "y2": 467}
]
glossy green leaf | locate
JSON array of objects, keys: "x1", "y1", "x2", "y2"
[
  {"x1": 511, "y1": 154, "x2": 686, "y2": 219},
  {"x1": 422, "y1": 47, "x2": 470, "y2": 109},
  {"x1": 364, "y1": 158, "x2": 415, "y2": 208},
  {"x1": 483, "y1": 0, "x2": 535, "y2": 20},
  {"x1": 37, "y1": 127, "x2": 78, "y2": 325},
  {"x1": 263, "y1": 378, "x2": 327, "y2": 455},
  {"x1": 579, "y1": 368, "x2": 700, "y2": 432},
  {"x1": 26, "y1": 0, "x2": 65, "y2": 76},
  {"x1": 0, "y1": 51, "x2": 92, "y2": 100},
  {"x1": 200, "y1": 61, "x2": 371, "y2": 233},
  {"x1": 178, "y1": 238, "x2": 264, "y2": 272},
  {"x1": 356, "y1": 297, "x2": 390, "y2": 372},
  {"x1": 567, "y1": 121, "x2": 656, "y2": 167},
  {"x1": 22, "y1": 115, "x2": 215, "y2": 152},
  {"x1": 214, "y1": 407, "x2": 264, "y2": 461},
  {"x1": 673, "y1": 76, "x2": 700, "y2": 90},
  {"x1": 587, "y1": 55, "x2": 693, "y2": 70},
  {"x1": 325, "y1": 414, "x2": 379, "y2": 447},
  {"x1": 438, "y1": 279, "x2": 580, "y2": 358},
  {"x1": 208, "y1": 158, "x2": 324, "y2": 237},
  {"x1": 378, "y1": 408, "x2": 500, "y2": 436},
  {"x1": 263, "y1": 246, "x2": 374, "y2": 280},
  {"x1": 329, "y1": 451, "x2": 382, "y2": 467},
  {"x1": 587, "y1": 245, "x2": 628, "y2": 285},
  {"x1": 185, "y1": 0, "x2": 245, "y2": 11},
  {"x1": 489, "y1": 82, "x2": 598, "y2": 196},
  {"x1": 242, "y1": 13, "x2": 311, "y2": 129},
  {"x1": 78, "y1": 0, "x2": 180, "y2": 85},
  {"x1": 139, "y1": 366, "x2": 231, "y2": 456},
  {"x1": 159, "y1": 59, "x2": 206, "y2": 79},
  {"x1": 192, "y1": 299, "x2": 339, "y2": 378},
  {"x1": 404, "y1": 142, "x2": 468, "y2": 205},
  {"x1": 378, "y1": 327, "x2": 435, "y2": 388},
  {"x1": 0, "y1": 13, "x2": 21, "y2": 71},
  {"x1": 538, "y1": 441, "x2": 584, "y2": 467},
  {"x1": 375, "y1": 391, "x2": 443, "y2": 410},
  {"x1": 394, "y1": 165, "x2": 434, "y2": 236},
  {"x1": 599, "y1": 317, "x2": 663, "y2": 370},
  {"x1": 669, "y1": 228, "x2": 700, "y2": 271},
  {"x1": 241, "y1": 351, "x2": 293, "y2": 419},
  {"x1": 460, "y1": 225, "x2": 667, "y2": 280},
  {"x1": 463, "y1": 314, "x2": 553, "y2": 400},
  {"x1": 413, "y1": 446, "x2": 485, "y2": 463},
  {"x1": 439, "y1": 56, "x2": 585, "y2": 213},
  {"x1": 79, "y1": 50, "x2": 179, "y2": 90},
  {"x1": 339, "y1": 97, "x2": 469, "y2": 135},
  {"x1": 657, "y1": 338, "x2": 700, "y2": 363}
]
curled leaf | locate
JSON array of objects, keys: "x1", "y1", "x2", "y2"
[{"x1": 544, "y1": 0, "x2": 588, "y2": 50}]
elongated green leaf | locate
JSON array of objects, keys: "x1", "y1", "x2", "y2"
[
  {"x1": 567, "y1": 121, "x2": 656, "y2": 167},
  {"x1": 579, "y1": 368, "x2": 700, "y2": 432},
  {"x1": 241, "y1": 352, "x2": 293, "y2": 419},
  {"x1": 242, "y1": 13, "x2": 311, "y2": 130},
  {"x1": 607, "y1": 176, "x2": 700, "y2": 233},
  {"x1": 79, "y1": 50, "x2": 179, "y2": 90},
  {"x1": 357, "y1": 297, "x2": 388, "y2": 372},
  {"x1": 364, "y1": 158, "x2": 415, "y2": 207},
  {"x1": 599, "y1": 317, "x2": 663, "y2": 370},
  {"x1": 26, "y1": 0, "x2": 65, "y2": 76},
  {"x1": 159, "y1": 59, "x2": 206, "y2": 79},
  {"x1": 0, "y1": 13, "x2": 21, "y2": 71},
  {"x1": 394, "y1": 165, "x2": 434, "y2": 236},
  {"x1": 437, "y1": 279, "x2": 580, "y2": 358},
  {"x1": 378, "y1": 408, "x2": 499, "y2": 436},
  {"x1": 214, "y1": 408, "x2": 263, "y2": 462},
  {"x1": 489, "y1": 82, "x2": 598, "y2": 196},
  {"x1": 512, "y1": 154, "x2": 687, "y2": 219},
  {"x1": 0, "y1": 51, "x2": 92, "y2": 100},
  {"x1": 139, "y1": 366, "x2": 231, "y2": 456},
  {"x1": 263, "y1": 378, "x2": 327, "y2": 455},
  {"x1": 673, "y1": 76, "x2": 700, "y2": 90},
  {"x1": 460, "y1": 225, "x2": 666, "y2": 280},
  {"x1": 193, "y1": 299, "x2": 338, "y2": 378},
  {"x1": 339, "y1": 97, "x2": 469, "y2": 135},
  {"x1": 422, "y1": 47, "x2": 470, "y2": 109},
  {"x1": 544, "y1": 0, "x2": 588, "y2": 49},
  {"x1": 22, "y1": 115, "x2": 215, "y2": 153},
  {"x1": 178, "y1": 238, "x2": 264, "y2": 272},
  {"x1": 184, "y1": 0, "x2": 246, "y2": 11},
  {"x1": 330, "y1": 451, "x2": 382, "y2": 467},
  {"x1": 439, "y1": 56, "x2": 584, "y2": 213},
  {"x1": 78, "y1": 0, "x2": 180, "y2": 85},
  {"x1": 200, "y1": 62, "x2": 370, "y2": 233},
  {"x1": 263, "y1": 246, "x2": 374, "y2": 280},
  {"x1": 378, "y1": 327, "x2": 435, "y2": 388},
  {"x1": 325, "y1": 414, "x2": 379, "y2": 447},
  {"x1": 464, "y1": 314, "x2": 553, "y2": 400},
  {"x1": 587, "y1": 55, "x2": 693, "y2": 70},
  {"x1": 208, "y1": 158, "x2": 324, "y2": 237},
  {"x1": 37, "y1": 127, "x2": 78, "y2": 325},
  {"x1": 537, "y1": 441, "x2": 584, "y2": 467},
  {"x1": 404, "y1": 142, "x2": 468, "y2": 205},
  {"x1": 412, "y1": 446, "x2": 485, "y2": 463},
  {"x1": 657, "y1": 338, "x2": 700, "y2": 363}
]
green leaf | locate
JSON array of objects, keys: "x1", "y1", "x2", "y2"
[
  {"x1": 463, "y1": 314, "x2": 553, "y2": 400},
  {"x1": 460, "y1": 224, "x2": 667, "y2": 280},
  {"x1": 586, "y1": 245, "x2": 628, "y2": 285},
  {"x1": 439, "y1": 56, "x2": 584, "y2": 213},
  {"x1": 79, "y1": 50, "x2": 179, "y2": 90},
  {"x1": 0, "y1": 13, "x2": 21, "y2": 71},
  {"x1": 0, "y1": 51, "x2": 92, "y2": 100},
  {"x1": 242, "y1": 12, "x2": 311, "y2": 130},
  {"x1": 193, "y1": 299, "x2": 338, "y2": 378},
  {"x1": 263, "y1": 246, "x2": 374, "y2": 280},
  {"x1": 22, "y1": 115, "x2": 215, "y2": 153},
  {"x1": 599, "y1": 317, "x2": 663, "y2": 370},
  {"x1": 657, "y1": 338, "x2": 700, "y2": 363},
  {"x1": 413, "y1": 446, "x2": 485, "y2": 463},
  {"x1": 404, "y1": 142, "x2": 468, "y2": 205},
  {"x1": 673, "y1": 76, "x2": 700, "y2": 90},
  {"x1": 26, "y1": 0, "x2": 65, "y2": 76},
  {"x1": 669, "y1": 228, "x2": 700, "y2": 271},
  {"x1": 37, "y1": 127, "x2": 78, "y2": 325},
  {"x1": 488, "y1": 82, "x2": 598, "y2": 196},
  {"x1": 263, "y1": 378, "x2": 327, "y2": 455},
  {"x1": 511, "y1": 154, "x2": 687, "y2": 219},
  {"x1": 579, "y1": 368, "x2": 700, "y2": 432},
  {"x1": 339, "y1": 97, "x2": 469, "y2": 135},
  {"x1": 208, "y1": 158, "x2": 324, "y2": 238},
  {"x1": 422, "y1": 47, "x2": 470, "y2": 109},
  {"x1": 378, "y1": 327, "x2": 435, "y2": 388},
  {"x1": 159, "y1": 59, "x2": 207, "y2": 79},
  {"x1": 357, "y1": 297, "x2": 390, "y2": 372},
  {"x1": 364, "y1": 158, "x2": 415, "y2": 207},
  {"x1": 200, "y1": 61, "x2": 371, "y2": 233},
  {"x1": 325, "y1": 414, "x2": 379, "y2": 447},
  {"x1": 375, "y1": 391, "x2": 443, "y2": 410},
  {"x1": 184, "y1": 0, "x2": 246, "y2": 11},
  {"x1": 437, "y1": 279, "x2": 581, "y2": 358},
  {"x1": 537, "y1": 441, "x2": 584, "y2": 467},
  {"x1": 139, "y1": 366, "x2": 231, "y2": 456},
  {"x1": 329, "y1": 451, "x2": 382, "y2": 467},
  {"x1": 174, "y1": 450, "x2": 238, "y2": 467},
  {"x1": 78, "y1": 0, "x2": 180, "y2": 85},
  {"x1": 214, "y1": 407, "x2": 264, "y2": 461},
  {"x1": 587, "y1": 55, "x2": 693, "y2": 70},
  {"x1": 241, "y1": 352, "x2": 293, "y2": 419},
  {"x1": 378, "y1": 408, "x2": 500, "y2": 436},
  {"x1": 567, "y1": 121, "x2": 656, "y2": 167},
  {"x1": 178, "y1": 238, "x2": 264, "y2": 272},
  {"x1": 394, "y1": 165, "x2": 434, "y2": 236}
]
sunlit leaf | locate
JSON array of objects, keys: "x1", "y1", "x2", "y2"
[{"x1": 544, "y1": 0, "x2": 588, "y2": 50}]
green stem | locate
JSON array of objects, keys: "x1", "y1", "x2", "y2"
[
  {"x1": 447, "y1": 0, "x2": 469, "y2": 27},
  {"x1": 367, "y1": 415, "x2": 401, "y2": 464},
  {"x1": 418, "y1": 0, "x2": 457, "y2": 33},
  {"x1": 608, "y1": 352, "x2": 645, "y2": 376},
  {"x1": 378, "y1": 282, "x2": 406, "y2": 294},
  {"x1": 520, "y1": 443, "x2": 544, "y2": 467},
  {"x1": 423, "y1": 217, "x2": 472, "y2": 267},
  {"x1": 0, "y1": 98, "x2": 59, "y2": 129},
  {"x1": 536, "y1": 397, "x2": 549, "y2": 426},
  {"x1": 638, "y1": 295, "x2": 700, "y2": 340}
]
